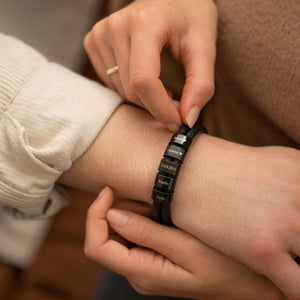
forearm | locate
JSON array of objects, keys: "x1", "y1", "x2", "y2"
[
  {"x1": 58, "y1": 103, "x2": 299, "y2": 239},
  {"x1": 58, "y1": 104, "x2": 171, "y2": 200},
  {"x1": 58, "y1": 103, "x2": 224, "y2": 203},
  {"x1": 59, "y1": 103, "x2": 283, "y2": 298}
]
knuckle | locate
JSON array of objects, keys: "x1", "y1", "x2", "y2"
[
  {"x1": 130, "y1": 6, "x2": 156, "y2": 26},
  {"x1": 253, "y1": 241, "x2": 272, "y2": 261},
  {"x1": 91, "y1": 20, "x2": 106, "y2": 40},
  {"x1": 124, "y1": 87, "x2": 139, "y2": 103},
  {"x1": 133, "y1": 221, "x2": 153, "y2": 244},
  {"x1": 107, "y1": 12, "x2": 123, "y2": 32},
  {"x1": 130, "y1": 72, "x2": 149, "y2": 92},
  {"x1": 198, "y1": 79, "x2": 215, "y2": 100},
  {"x1": 248, "y1": 234, "x2": 275, "y2": 268}
]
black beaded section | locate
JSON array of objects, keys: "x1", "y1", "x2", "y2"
[
  {"x1": 155, "y1": 173, "x2": 176, "y2": 192},
  {"x1": 187, "y1": 123, "x2": 207, "y2": 139},
  {"x1": 153, "y1": 201, "x2": 162, "y2": 223},
  {"x1": 164, "y1": 144, "x2": 186, "y2": 162},
  {"x1": 152, "y1": 122, "x2": 207, "y2": 226},
  {"x1": 159, "y1": 158, "x2": 181, "y2": 177},
  {"x1": 170, "y1": 132, "x2": 191, "y2": 149},
  {"x1": 152, "y1": 188, "x2": 173, "y2": 204},
  {"x1": 161, "y1": 201, "x2": 172, "y2": 225}
]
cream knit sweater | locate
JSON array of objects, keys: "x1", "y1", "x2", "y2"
[{"x1": 0, "y1": 33, "x2": 122, "y2": 267}]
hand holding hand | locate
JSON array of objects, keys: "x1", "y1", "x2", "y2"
[
  {"x1": 84, "y1": 0, "x2": 217, "y2": 131},
  {"x1": 84, "y1": 187, "x2": 281, "y2": 300},
  {"x1": 170, "y1": 141, "x2": 300, "y2": 300}
]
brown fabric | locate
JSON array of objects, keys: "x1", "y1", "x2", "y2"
[
  {"x1": 204, "y1": 0, "x2": 300, "y2": 147},
  {"x1": 162, "y1": 1, "x2": 300, "y2": 148},
  {"x1": 109, "y1": 0, "x2": 300, "y2": 147},
  {"x1": 0, "y1": 188, "x2": 100, "y2": 300},
  {"x1": 0, "y1": 261, "x2": 21, "y2": 299},
  {"x1": 106, "y1": 0, "x2": 131, "y2": 13}
]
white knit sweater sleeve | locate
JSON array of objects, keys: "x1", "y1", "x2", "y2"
[
  {"x1": 0, "y1": 33, "x2": 122, "y2": 217},
  {"x1": 0, "y1": 33, "x2": 122, "y2": 267}
]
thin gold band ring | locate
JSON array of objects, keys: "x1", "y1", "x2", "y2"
[{"x1": 106, "y1": 65, "x2": 119, "y2": 75}]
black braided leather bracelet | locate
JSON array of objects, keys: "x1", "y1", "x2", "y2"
[{"x1": 152, "y1": 122, "x2": 207, "y2": 226}]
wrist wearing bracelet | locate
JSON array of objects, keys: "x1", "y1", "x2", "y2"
[{"x1": 152, "y1": 122, "x2": 207, "y2": 226}]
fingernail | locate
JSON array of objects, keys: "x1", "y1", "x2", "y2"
[
  {"x1": 167, "y1": 123, "x2": 180, "y2": 132},
  {"x1": 107, "y1": 209, "x2": 129, "y2": 227},
  {"x1": 186, "y1": 106, "x2": 200, "y2": 128},
  {"x1": 98, "y1": 186, "x2": 109, "y2": 198}
]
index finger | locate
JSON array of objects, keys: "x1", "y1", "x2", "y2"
[
  {"x1": 84, "y1": 187, "x2": 131, "y2": 274},
  {"x1": 84, "y1": 188, "x2": 164, "y2": 278},
  {"x1": 129, "y1": 24, "x2": 182, "y2": 131},
  {"x1": 107, "y1": 208, "x2": 200, "y2": 271}
]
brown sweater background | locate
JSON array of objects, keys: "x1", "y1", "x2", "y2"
[
  {"x1": 205, "y1": 0, "x2": 300, "y2": 148},
  {"x1": 0, "y1": 0, "x2": 299, "y2": 299},
  {"x1": 161, "y1": 0, "x2": 300, "y2": 148}
]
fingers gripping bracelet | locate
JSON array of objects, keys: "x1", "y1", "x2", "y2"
[{"x1": 152, "y1": 122, "x2": 207, "y2": 226}]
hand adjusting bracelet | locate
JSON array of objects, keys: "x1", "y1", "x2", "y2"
[{"x1": 152, "y1": 122, "x2": 207, "y2": 226}]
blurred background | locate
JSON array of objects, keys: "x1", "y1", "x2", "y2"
[
  {"x1": 0, "y1": 1, "x2": 131, "y2": 299},
  {"x1": 0, "y1": 0, "x2": 104, "y2": 72}
]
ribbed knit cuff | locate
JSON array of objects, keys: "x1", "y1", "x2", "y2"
[
  {"x1": 0, "y1": 211, "x2": 52, "y2": 268},
  {"x1": 0, "y1": 33, "x2": 123, "y2": 217},
  {"x1": 0, "y1": 32, "x2": 122, "y2": 268}
]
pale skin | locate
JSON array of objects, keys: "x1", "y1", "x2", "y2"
[
  {"x1": 85, "y1": 187, "x2": 281, "y2": 300},
  {"x1": 83, "y1": 0, "x2": 300, "y2": 297},
  {"x1": 59, "y1": 105, "x2": 300, "y2": 299},
  {"x1": 84, "y1": 0, "x2": 218, "y2": 131}
]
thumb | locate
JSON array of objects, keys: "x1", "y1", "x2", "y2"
[
  {"x1": 106, "y1": 208, "x2": 195, "y2": 268},
  {"x1": 180, "y1": 38, "x2": 216, "y2": 128}
]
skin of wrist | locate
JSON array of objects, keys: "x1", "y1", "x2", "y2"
[
  {"x1": 59, "y1": 104, "x2": 172, "y2": 202},
  {"x1": 59, "y1": 104, "x2": 240, "y2": 215},
  {"x1": 60, "y1": 104, "x2": 298, "y2": 256},
  {"x1": 170, "y1": 134, "x2": 255, "y2": 234},
  {"x1": 59, "y1": 104, "x2": 286, "y2": 299},
  {"x1": 59, "y1": 103, "x2": 225, "y2": 212},
  {"x1": 170, "y1": 134, "x2": 232, "y2": 230}
]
